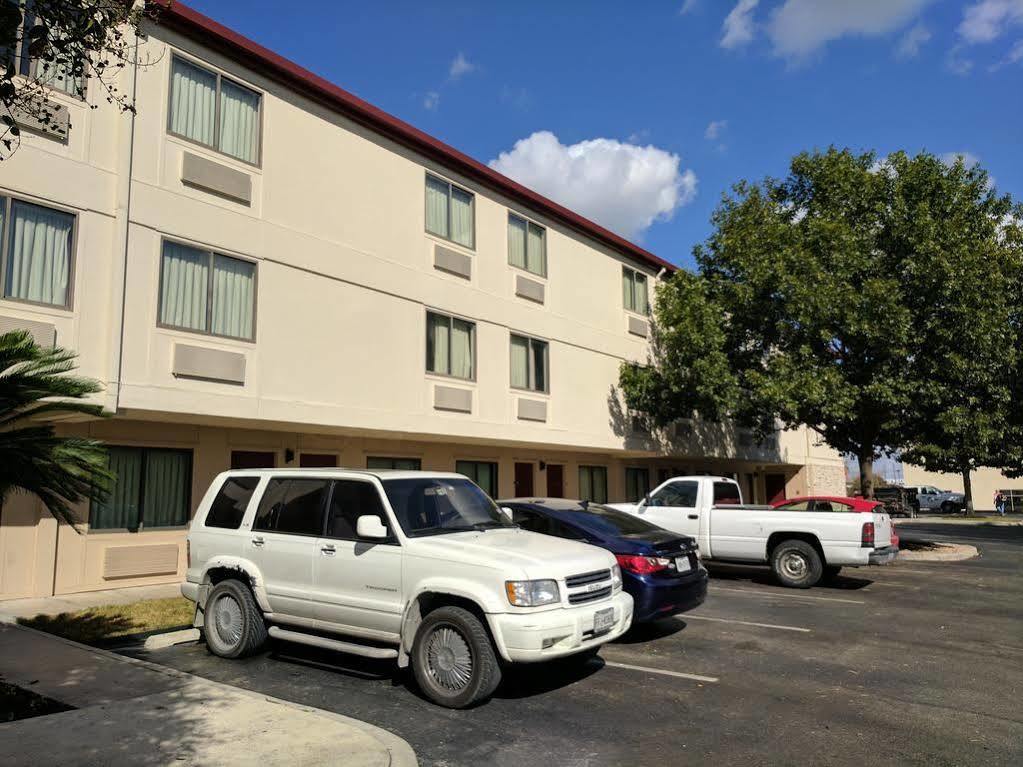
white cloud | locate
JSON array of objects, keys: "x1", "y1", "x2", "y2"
[
  {"x1": 994, "y1": 37, "x2": 1023, "y2": 67},
  {"x1": 423, "y1": 91, "x2": 440, "y2": 111},
  {"x1": 704, "y1": 120, "x2": 728, "y2": 140},
  {"x1": 721, "y1": 0, "x2": 759, "y2": 49},
  {"x1": 767, "y1": 0, "x2": 935, "y2": 58},
  {"x1": 958, "y1": 0, "x2": 1023, "y2": 44},
  {"x1": 940, "y1": 151, "x2": 981, "y2": 168},
  {"x1": 488, "y1": 131, "x2": 697, "y2": 241},
  {"x1": 896, "y1": 24, "x2": 931, "y2": 58},
  {"x1": 679, "y1": 0, "x2": 699, "y2": 15},
  {"x1": 448, "y1": 52, "x2": 476, "y2": 80}
]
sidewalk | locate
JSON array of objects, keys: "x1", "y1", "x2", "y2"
[
  {"x1": 0, "y1": 583, "x2": 182, "y2": 621},
  {"x1": 0, "y1": 622, "x2": 417, "y2": 766},
  {"x1": 895, "y1": 514, "x2": 1023, "y2": 526}
]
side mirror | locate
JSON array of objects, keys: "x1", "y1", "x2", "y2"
[
  {"x1": 356, "y1": 515, "x2": 388, "y2": 540},
  {"x1": 499, "y1": 507, "x2": 514, "y2": 522}
]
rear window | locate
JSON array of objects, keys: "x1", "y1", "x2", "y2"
[
  {"x1": 713, "y1": 482, "x2": 742, "y2": 505},
  {"x1": 568, "y1": 505, "x2": 662, "y2": 537},
  {"x1": 205, "y1": 476, "x2": 260, "y2": 529},
  {"x1": 253, "y1": 478, "x2": 329, "y2": 536}
]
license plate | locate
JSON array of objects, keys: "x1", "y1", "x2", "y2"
[
  {"x1": 593, "y1": 607, "x2": 614, "y2": 635},
  {"x1": 675, "y1": 556, "x2": 691, "y2": 573}
]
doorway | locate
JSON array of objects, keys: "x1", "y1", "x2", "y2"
[
  {"x1": 765, "y1": 473, "x2": 787, "y2": 505},
  {"x1": 546, "y1": 464, "x2": 564, "y2": 498},
  {"x1": 514, "y1": 462, "x2": 534, "y2": 497}
]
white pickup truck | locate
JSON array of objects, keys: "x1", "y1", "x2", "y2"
[
  {"x1": 608, "y1": 476, "x2": 897, "y2": 588},
  {"x1": 183, "y1": 469, "x2": 632, "y2": 708}
]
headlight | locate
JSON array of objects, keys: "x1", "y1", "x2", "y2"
[
  {"x1": 611, "y1": 563, "x2": 622, "y2": 592},
  {"x1": 505, "y1": 579, "x2": 560, "y2": 606}
]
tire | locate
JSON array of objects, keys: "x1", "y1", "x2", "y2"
[
  {"x1": 411, "y1": 606, "x2": 502, "y2": 709},
  {"x1": 940, "y1": 501, "x2": 953, "y2": 514},
  {"x1": 771, "y1": 539, "x2": 824, "y2": 588},
  {"x1": 822, "y1": 565, "x2": 842, "y2": 582},
  {"x1": 203, "y1": 579, "x2": 268, "y2": 659}
]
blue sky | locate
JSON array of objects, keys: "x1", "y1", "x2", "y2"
[{"x1": 183, "y1": 0, "x2": 1023, "y2": 269}]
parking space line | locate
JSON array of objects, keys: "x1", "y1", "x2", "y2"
[
  {"x1": 711, "y1": 586, "x2": 866, "y2": 605},
  {"x1": 604, "y1": 661, "x2": 719, "y2": 683},
  {"x1": 685, "y1": 614, "x2": 811, "y2": 632}
]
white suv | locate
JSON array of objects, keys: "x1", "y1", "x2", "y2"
[{"x1": 182, "y1": 469, "x2": 633, "y2": 707}]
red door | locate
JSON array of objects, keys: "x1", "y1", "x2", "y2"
[
  {"x1": 514, "y1": 462, "x2": 534, "y2": 498},
  {"x1": 766, "y1": 473, "x2": 787, "y2": 505},
  {"x1": 546, "y1": 464, "x2": 564, "y2": 498}
]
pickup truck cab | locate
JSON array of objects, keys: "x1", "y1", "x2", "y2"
[
  {"x1": 608, "y1": 476, "x2": 897, "y2": 588},
  {"x1": 182, "y1": 469, "x2": 632, "y2": 708}
]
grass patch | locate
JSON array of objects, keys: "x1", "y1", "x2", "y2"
[
  {"x1": 19, "y1": 597, "x2": 195, "y2": 645},
  {"x1": 1, "y1": 680, "x2": 74, "y2": 722}
]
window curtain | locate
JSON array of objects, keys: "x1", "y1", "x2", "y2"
[
  {"x1": 476, "y1": 463, "x2": 496, "y2": 497},
  {"x1": 622, "y1": 269, "x2": 634, "y2": 310},
  {"x1": 425, "y1": 176, "x2": 449, "y2": 238},
  {"x1": 34, "y1": 57, "x2": 83, "y2": 96},
  {"x1": 91, "y1": 448, "x2": 143, "y2": 529},
  {"x1": 593, "y1": 468, "x2": 608, "y2": 503},
  {"x1": 160, "y1": 242, "x2": 209, "y2": 331},
  {"x1": 634, "y1": 273, "x2": 648, "y2": 314},
  {"x1": 527, "y1": 223, "x2": 545, "y2": 275},
  {"x1": 510, "y1": 335, "x2": 529, "y2": 388},
  {"x1": 531, "y1": 340, "x2": 547, "y2": 392},
  {"x1": 170, "y1": 58, "x2": 217, "y2": 146},
  {"x1": 142, "y1": 451, "x2": 190, "y2": 528},
  {"x1": 508, "y1": 215, "x2": 527, "y2": 269},
  {"x1": 218, "y1": 79, "x2": 260, "y2": 163},
  {"x1": 450, "y1": 318, "x2": 473, "y2": 378},
  {"x1": 450, "y1": 187, "x2": 473, "y2": 247},
  {"x1": 426, "y1": 313, "x2": 449, "y2": 374},
  {"x1": 211, "y1": 255, "x2": 255, "y2": 339},
  {"x1": 579, "y1": 467, "x2": 593, "y2": 503},
  {"x1": 5, "y1": 200, "x2": 73, "y2": 306}
]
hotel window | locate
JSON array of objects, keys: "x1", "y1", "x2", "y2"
[
  {"x1": 622, "y1": 266, "x2": 649, "y2": 314},
  {"x1": 425, "y1": 173, "x2": 474, "y2": 248},
  {"x1": 0, "y1": 196, "x2": 75, "y2": 308},
  {"x1": 158, "y1": 240, "x2": 256, "y2": 341},
  {"x1": 456, "y1": 460, "x2": 499, "y2": 498},
  {"x1": 90, "y1": 447, "x2": 193, "y2": 530},
  {"x1": 168, "y1": 55, "x2": 261, "y2": 165},
  {"x1": 508, "y1": 213, "x2": 546, "y2": 277},
  {"x1": 579, "y1": 466, "x2": 608, "y2": 504},
  {"x1": 3, "y1": 7, "x2": 84, "y2": 97},
  {"x1": 510, "y1": 333, "x2": 549, "y2": 393},
  {"x1": 426, "y1": 310, "x2": 475, "y2": 380},
  {"x1": 367, "y1": 457, "x2": 422, "y2": 471},
  {"x1": 625, "y1": 467, "x2": 651, "y2": 502}
]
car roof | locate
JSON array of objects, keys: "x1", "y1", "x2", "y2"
[
  {"x1": 220, "y1": 468, "x2": 466, "y2": 481},
  {"x1": 782, "y1": 495, "x2": 879, "y2": 509},
  {"x1": 498, "y1": 498, "x2": 589, "y2": 510}
]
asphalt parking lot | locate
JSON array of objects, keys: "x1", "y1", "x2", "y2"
[{"x1": 129, "y1": 522, "x2": 1022, "y2": 766}]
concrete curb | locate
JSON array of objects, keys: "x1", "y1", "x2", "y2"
[
  {"x1": 897, "y1": 543, "x2": 979, "y2": 562},
  {"x1": 895, "y1": 517, "x2": 1023, "y2": 527},
  {"x1": 2, "y1": 621, "x2": 418, "y2": 767},
  {"x1": 142, "y1": 627, "x2": 200, "y2": 650}
]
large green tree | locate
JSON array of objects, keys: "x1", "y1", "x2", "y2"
[
  {"x1": 621, "y1": 148, "x2": 1022, "y2": 500},
  {"x1": 0, "y1": 330, "x2": 111, "y2": 527}
]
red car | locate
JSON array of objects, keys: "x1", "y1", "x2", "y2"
[{"x1": 772, "y1": 495, "x2": 883, "y2": 513}]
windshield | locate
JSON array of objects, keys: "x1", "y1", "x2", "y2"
[
  {"x1": 567, "y1": 504, "x2": 663, "y2": 537},
  {"x1": 381, "y1": 477, "x2": 515, "y2": 537}
]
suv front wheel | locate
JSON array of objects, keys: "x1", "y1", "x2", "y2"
[
  {"x1": 204, "y1": 579, "x2": 268, "y2": 658},
  {"x1": 411, "y1": 606, "x2": 502, "y2": 708}
]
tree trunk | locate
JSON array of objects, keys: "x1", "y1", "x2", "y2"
[
  {"x1": 859, "y1": 452, "x2": 874, "y2": 499},
  {"x1": 961, "y1": 465, "x2": 974, "y2": 516}
]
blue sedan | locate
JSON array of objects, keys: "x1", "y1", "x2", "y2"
[{"x1": 499, "y1": 498, "x2": 708, "y2": 623}]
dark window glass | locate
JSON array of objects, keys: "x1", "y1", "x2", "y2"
[
  {"x1": 569, "y1": 504, "x2": 662, "y2": 536},
  {"x1": 205, "y1": 476, "x2": 259, "y2": 529},
  {"x1": 253, "y1": 479, "x2": 328, "y2": 535},
  {"x1": 649, "y1": 480, "x2": 698, "y2": 508},
  {"x1": 510, "y1": 507, "x2": 551, "y2": 534},
  {"x1": 90, "y1": 447, "x2": 192, "y2": 530},
  {"x1": 713, "y1": 482, "x2": 742, "y2": 505},
  {"x1": 625, "y1": 468, "x2": 650, "y2": 502},
  {"x1": 325, "y1": 480, "x2": 391, "y2": 540},
  {"x1": 367, "y1": 456, "x2": 422, "y2": 471},
  {"x1": 381, "y1": 477, "x2": 512, "y2": 537},
  {"x1": 455, "y1": 460, "x2": 498, "y2": 498},
  {"x1": 578, "y1": 466, "x2": 608, "y2": 504}
]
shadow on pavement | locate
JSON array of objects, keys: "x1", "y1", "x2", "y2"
[
  {"x1": 613, "y1": 617, "x2": 687, "y2": 644},
  {"x1": 705, "y1": 562, "x2": 873, "y2": 590}
]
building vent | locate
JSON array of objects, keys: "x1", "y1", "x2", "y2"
[
  {"x1": 434, "y1": 245, "x2": 472, "y2": 279},
  {"x1": 173, "y1": 343, "x2": 246, "y2": 384},
  {"x1": 181, "y1": 151, "x2": 252, "y2": 204},
  {"x1": 627, "y1": 316, "x2": 649, "y2": 338},
  {"x1": 434, "y1": 385, "x2": 472, "y2": 413},
  {"x1": 517, "y1": 398, "x2": 547, "y2": 422},
  {"x1": 103, "y1": 544, "x2": 179, "y2": 580},
  {"x1": 515, "y1": 275, "x2": 545, "y2": 304},
  {"x1": 0, "y1": 315, "x2": 56, "y2": 347}
]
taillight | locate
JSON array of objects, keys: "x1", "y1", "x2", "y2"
[
  {"x1": 861, "y1": 522, "x2": 875, "y2": 548},
  {"x1": 186, "y1": 539, "x2": 191, "y2": 568},
  {"x1": 615, "y1": 553, "x2": 671, "y2": 575}
]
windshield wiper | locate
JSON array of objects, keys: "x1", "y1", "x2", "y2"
[{"x1": 472, "y1": 521, "x2": 515, "y2": 531}]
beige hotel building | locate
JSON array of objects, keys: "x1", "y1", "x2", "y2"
[{"x1": 0, "y1": 2, "x2": 846, "y2": 600}]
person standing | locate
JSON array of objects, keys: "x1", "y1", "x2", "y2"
[{"x1": 994, "y1": 491, "x2": 1006, "y2": 516}]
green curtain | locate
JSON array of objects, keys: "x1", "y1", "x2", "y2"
[
  {"x1": 91, "y1": 448, "x2": 143, "y2": 529},
  {"x1": 527, "y1": 223, "x2": 545, "y2": 275},
  {"x1": 427, "y1": 313, "x2": 450, "y2": 374},
  {"x1": 142, "y1": 451, "x2": 191, "y2": 528},
  {"x1": 160, "y1": 242, "x2": 209, "y2": 331},
  {"x1": 634, "y1": 273, "x2": 648, "y2": 314},
  {"x1": 508, "y1": 215, "x2": 527, "y2": 269},
  {"x1": 170, "y1": 58, "x2": 217, "y2": 146},
  {"x1": 579, "y1": 467, "x2": 592, "y2": 503},
  {"x1": 218, "y1": 79, "x2": 260, "y2": 163},
  {"x1": 450, "y1": 187, "x2": 473, "y2": 247},
  {"x1": 211, "y1": 255, "x2": 255, "y2": 339},
  {"x1": 455, "y1": 461, "x2": 497, "y2": 497},
  {"x1": 425, "y1": 176, "x2": 449, "y2": 238},
  {"x1": 532, "y1": 339, "x2": 547, "y2": 392},
  {"x1": 450, "y1": 318, "x2": 473, "y2": 378},
  {"x1": 4, "y1": 200, "x2": 73, "y2": 306},
  {"x1": 510, "y1": 335, "x2": 529, "y2": 388},
  {"x1": 622, "y1": 269, "x2": 634, "y2": 310}
]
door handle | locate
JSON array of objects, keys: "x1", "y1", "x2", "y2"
[
  {"x1": 687, "y1": 514, "x2": 698, "y2": 520},
  {"x1": 321, "y1": 544, "x2": 336, "y2": 555},
  {"x1": 251, "y1": 536, "x2": 265, "y2": 546}
]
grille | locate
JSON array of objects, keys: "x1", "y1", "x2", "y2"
[
  {"x1": 565, "y1": 569, "x2": 611, "y2": 588},
  {"x1": 568, "y1": 585, "x2": 613, "y2": 604}
]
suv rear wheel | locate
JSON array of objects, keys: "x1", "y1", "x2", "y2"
[
  {"x1": 771, "y1": 539, "x2": 823, "y2": 588},
  {"x1": 204, "y1": 579, "x2": 267, "y2": 658},
  {"x1": 411, "y1": 606, "x2": 501, "y2": 708}
]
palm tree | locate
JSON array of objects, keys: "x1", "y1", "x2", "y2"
[{"x1": 0, "y1": 330, "x2": 111, "y2": 528}]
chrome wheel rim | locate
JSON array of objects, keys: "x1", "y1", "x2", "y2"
[
  {"x1": 426, "y1": 626, "x2": 473, "y2": 691},
  {"x1": 213, "y1": 593, "x2": 243, "y2": 647},
  {"x1": 781, "y1": 551, "x2": 808, "y2": 579}
]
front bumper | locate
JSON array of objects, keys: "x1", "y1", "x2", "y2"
[
  {"x1": 181, "y1": 580, "x2": 200, "y2": 603},
  {"x1": 869, "y1": 545, "x2": 899, "y2": 565},
  {"x1": 489, "y1": 591, "x2": 633, "y2": 663},
  {"x1": 630, "y1": 568, "x2": 709, "y2": 623}
]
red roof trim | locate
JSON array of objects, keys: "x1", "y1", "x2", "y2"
[{"x1": 150, "y1": 1, "x2": 676, "y2": 274}]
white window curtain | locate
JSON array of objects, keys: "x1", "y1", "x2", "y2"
[
  {"x1": 91, "y1": 448, "x2": 143, "y2": 529},
  {"x1": 34, "y1": 58, "x2": 83, "y2": 96},
  {"x1": 623, "y1": 269, "x2": 634, "y2": 310},
  {"x1": 170, "y1": 58, "x2": 217, "y2": 147},
  {"x1": 4, "y1": 200, "x2": 73, "y2": 306},
  {"x1": 508, "y1": 215, "x2": 527, "y2": 269},
  {"x1": 142, "y1": 451, "x2": 191, "y2": 528},
  {"x1": 450, "y1": 318, "x2": 473, "y2": 378},
  {"x1": 218, "y1": 79, "x2": 260, "y2": 163},
  {"x1": 450, "y1": 187, "x2": 473, "y2": 247},
  {"x1": 211, "y1": 255, "x2": 255, "y2": 339},
  {"x1": 510, "y1": 335, "x2": 529, "y2": 389},
  {"x1": 425, "y1": 175, "x2": 449, "y2": 238},
  {"x1": 427, "y1": 312, "x2": 450, "y2": 374},
  {"x1": 527, "y1": 223, "x2": 545, "y2": 275},
  {"x1": 160, "y1": 242, "x2": 209, "y2": 332}
]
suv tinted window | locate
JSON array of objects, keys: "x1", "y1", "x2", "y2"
[
  {"x1": 205, "y1": 476, "x2": 260, "y2": 529},
  {"x1": 713, "y1": 482, "x2": 742, "y2": 505},
  {"x1": 253, "y1": 478, "x2": 328, "y2": 535},
  {"x1": 325, "y1": 480, "x2": 391, "y2": 540},
  {"x1": 650, "y1": 480, "x2": 698, "y2": 508}
]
